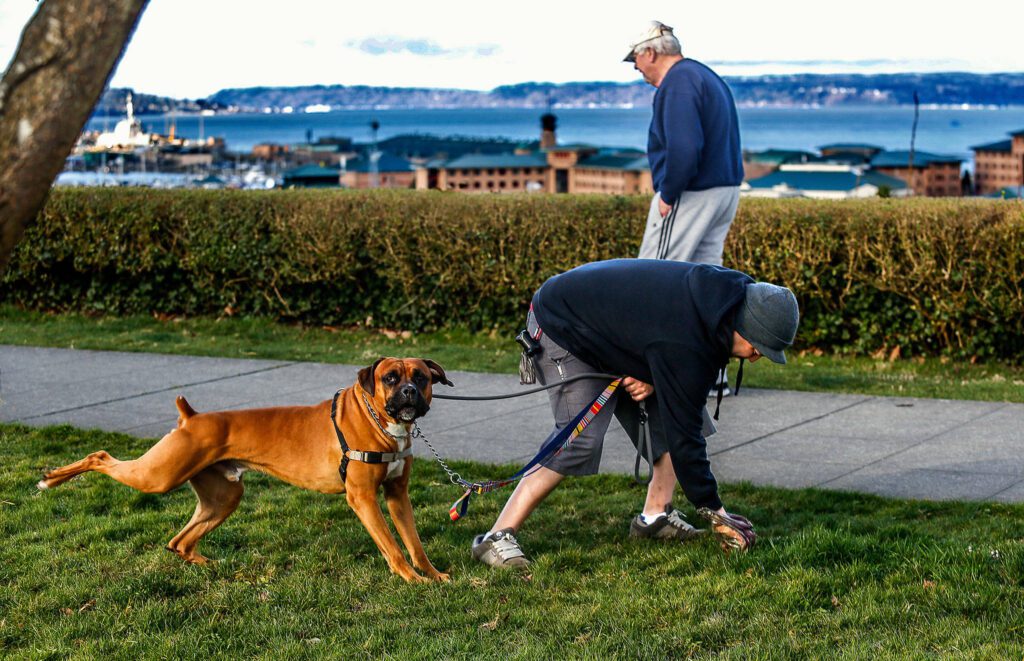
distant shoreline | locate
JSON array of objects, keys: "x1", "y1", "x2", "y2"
[
  {"x1": 105, "y1": 102, "x2": 1024, "y2": 119},
  {"x1": 93, "y1": 73, "x2": 1024, "y2": 117}
]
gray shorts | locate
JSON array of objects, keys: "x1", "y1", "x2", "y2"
[{"x1": 530, "y1": 314, "x2": 716, "y2": 476}]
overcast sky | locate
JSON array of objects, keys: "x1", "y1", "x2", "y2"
[{"x1": 2, "y1": 0, "x2": 1022, "y2": 98}]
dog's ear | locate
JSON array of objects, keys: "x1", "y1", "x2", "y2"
[
  {"x1": 422, "y1": 359, "x2": 454, "y2": 387},
  {"x1": 358, "y1": 358, "x2": 385, "y2": 396}
]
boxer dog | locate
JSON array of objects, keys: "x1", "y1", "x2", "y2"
[{"x1": 38, "y1": 357, "x2": 454, "y2": 583}]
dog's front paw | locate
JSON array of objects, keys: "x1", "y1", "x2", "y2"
[
  {"x1": 432, "y1": 572, "x2": 451, "y2": 583},
  {"x1": 402, "y1": 572, "x2": 431, "y2": 584}
]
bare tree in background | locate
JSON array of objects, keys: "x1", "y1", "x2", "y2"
[{"x1": 0, "y1": 0, "x2": 149, "y2": 273}]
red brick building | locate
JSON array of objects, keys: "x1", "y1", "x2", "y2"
[
  {"x1": 972, "y1": 130, "x2": 1024, "y2": 195},
  {"x1": 341, "y1": 153, "x2": 417, "y2": 189},
  {"x1": 869, "y1": 150, "x2": 963, "y2": 197}
]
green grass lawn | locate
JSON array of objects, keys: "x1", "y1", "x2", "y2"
[
  {"x1": 1, "y1": 306, "x2": 1023, "y2": 403},
  {"x1": 2, "y1": 423, "x2": 1022, "y2": 658}
]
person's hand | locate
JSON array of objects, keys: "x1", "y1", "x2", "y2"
[
  {"x1": 622, "y1": 377, "x2": 653, "y2": 401},
  {"x1": 697, "y1": 507, "x2": 757, "y2": 553},
  {"x1": 658, "y1": 196, "x2": 672, "y2": 218}
]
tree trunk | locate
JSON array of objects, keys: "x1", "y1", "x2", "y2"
[{"x1": 0, "y1": 0, "x2": 149, "y2": 273}]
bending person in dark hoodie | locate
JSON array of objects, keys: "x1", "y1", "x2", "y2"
[{"x1": 471, "y1": 259, "x2": 799, "y2": 567}]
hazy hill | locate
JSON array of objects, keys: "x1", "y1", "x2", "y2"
[{"x1": 95, "y1": 72, "x2": 1024, "y2": 115}]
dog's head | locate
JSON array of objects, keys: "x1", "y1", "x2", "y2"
[{"x1": 358, "y1": 357, "x2": 454, "y2": 423}]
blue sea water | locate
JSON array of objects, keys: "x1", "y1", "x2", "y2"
[{"x1": 90, "y1": 106, "x2": 1024, "y2": 164}]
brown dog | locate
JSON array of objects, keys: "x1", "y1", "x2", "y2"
[{"x1": 38, "y1": 357, "x2": 454, "y2": 583}]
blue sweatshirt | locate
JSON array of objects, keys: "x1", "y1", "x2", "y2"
[
  {"x1": 648, "y1": 59, "x2": 744, "y2": 205},
  {"x1": 531, "y1": 259, "x2": 752, "y2": 510}
]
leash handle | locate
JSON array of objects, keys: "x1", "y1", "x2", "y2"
[{"x1": 633, "y1": 401, "x2": 653, "y2": 485}]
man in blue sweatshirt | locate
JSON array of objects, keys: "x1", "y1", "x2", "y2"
[
  {"x1": 472, "y1": 259, "x2": 799, "y2": 567},
  {"x1": 627, "y1": 21, "x2": 744, "y2": 265}
]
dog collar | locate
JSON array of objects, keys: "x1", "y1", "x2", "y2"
[{"x1": 360, "y1": 391, "x2": 411, "y2": 444}]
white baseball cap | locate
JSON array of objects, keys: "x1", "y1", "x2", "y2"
[{"x1": 623, "y1": 21, "x2": 675, "y2": 62}]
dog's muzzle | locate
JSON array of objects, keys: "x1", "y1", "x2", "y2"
[{"x1": 385, "y1": 384, "x2": 430, "y2": 422}]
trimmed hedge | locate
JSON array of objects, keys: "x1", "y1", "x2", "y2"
[{"x1": 3, "y1": 189, "x2": 1023, "y2": 362}]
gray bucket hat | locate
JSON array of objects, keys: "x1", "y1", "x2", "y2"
[{"x1": 734, "y1": 283, "x2": 800, "y2": 364}]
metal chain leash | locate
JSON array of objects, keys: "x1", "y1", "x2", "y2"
[
  {"x1": 411, "y1": 425, "x2": 465, "y2": 486},
  {"x1": 360, "y1": 392, "x2": 404, "y2": 442}
]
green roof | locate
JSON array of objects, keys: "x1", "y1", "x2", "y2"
[
  {"x1": 870, "y1": 150, "x2": 962, "y2": 168},
  {"x1": 576, "y1": 154, "x2": 649, "y2": 171},
  {"x1": 542, "y1": 143, "x2": 599, "y2": 152},
  {"x1": 283, "y1": 164, "x2": 340, "y2": 177},
  {"x1": 808, "y1": 152, "x2": 871, "y2": 165},
  {"x1": 984, "y1": 186, "x2": 1024, "y2": 199},
  {"x1": 747, "y1": 170, "x2": 906, "y2": 192},
  {"x1": 746, "y1": 149, "x2": 814, "y2": 165},
  {"x1": 282, "y1": 164, "x2": 341, "y2": 188},
  {"x1": 442, "y1": 154, "x2": 549, "y2": 169},
  {"x1": 970, "y1": 139, "x2": 1012, "y2": 152},
  {"x1": 345, "y1": 153, "x2": 415, "y2": 173},
  {"x1": 818, "y1": 143, "x2": 883, "y2": 151}
]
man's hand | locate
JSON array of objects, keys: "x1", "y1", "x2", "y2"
[
  {"x1": 658, "y1": 196, "x2": 672, "y2": 218},
  {"x1": 622, "y1": 377, "x2": 653, "y2": 401}
]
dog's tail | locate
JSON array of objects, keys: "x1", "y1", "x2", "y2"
[{"x1": 176, "y1": 396, "x2": 197, "y2": 425}]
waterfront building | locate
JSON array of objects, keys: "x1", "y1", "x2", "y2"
[
  {"x1": 742, "y1": 149, "x2": 815, "y2": 180},
  {"x1": 94, "y1": 92, "x2": 154, "y2": 149},
  {"x1": 281, "y1": 164, "x2": 341, "y2": 188},
  {"x1": 416, "y1": 116, "x2": 652, "y2": 195},
  {"x1": 423, "y1": 153, "x2": 549, "y2": 192},
  {"x1": 341, "y1": 153, "x2": 417, "y2": 189},
  {"x1": 818, "y1": 143, "x2": 884, "y2": 161},
  {"x1": 375, "y1": 134, "x2": 532, "y2": 161},
  {"x1": 742, "y1": 163, "x2": 908, "y2": 199},
  {"x1": 869, "y1": 150, "x2": 964, "y2": 197},
  {"x1": 971, "y1": 130, "x2": 1024, "y2": 195},
  {"x1": 253, "y1": 143, "x2": 290, "y2": 160}
]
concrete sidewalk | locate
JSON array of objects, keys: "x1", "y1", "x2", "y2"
[{"x1": 2, "y1": 344, "x2": 1022, "y2": 503}]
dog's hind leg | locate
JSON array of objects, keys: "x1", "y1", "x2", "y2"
[
  {"x1": 38, "y1": 429, "x2": 208, "y2": 493},
  {"x1": 37, "y1": 450, "x2": 119, "y2": 490},
  {"x1": 166, "y1": 464, "x2": 244, "y2": 565}
]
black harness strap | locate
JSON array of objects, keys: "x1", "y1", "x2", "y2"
[
  {"x1": 331, "y1": 388, "x2": 351, "y2": 482},
  {"x1": 331, "y1": 388, "x2": 414, "y2": 484}
]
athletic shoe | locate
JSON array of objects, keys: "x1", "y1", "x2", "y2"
[
  {"x1": 709, "y1": 367, "x2": 730, "y2": 398},
  {"x1": 629, "y1": 507, "x2": 705, "y2": 542},
  {"x1": 472, "y1": 528, "x2": 530, "y2": 567}
]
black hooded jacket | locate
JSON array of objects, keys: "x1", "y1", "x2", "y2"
[{"x1": 531, "y1": 259, "x2": 752, "y2": 510}]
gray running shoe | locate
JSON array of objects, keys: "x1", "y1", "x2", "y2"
[
  {"x1": 708, "y1": 383, "x2": 731, "y2": 398},
  {"x1": 709, "y1": 367, "x2": 730, "y2": 398},
  {"x1": 630, "y1": 507, "x2": 705, "y2": 541},
  {"x1": 472, "y1": 528, "x2": 530, "y2": 567}
]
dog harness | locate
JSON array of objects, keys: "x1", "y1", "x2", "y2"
[{"x1": 330, "y1": 388, "x2": 413, "y2": 484}]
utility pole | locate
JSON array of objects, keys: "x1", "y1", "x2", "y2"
[
  {"x1": 369, "y1": 119, "x2": 381, "y2": 189},
  {"x1": 908, "y1": 91, "x2": 920, "y2": 196}
]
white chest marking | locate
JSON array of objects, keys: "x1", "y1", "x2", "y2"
[{"x1": 384, "y1": 423, "x2": 411, "y2": 481}]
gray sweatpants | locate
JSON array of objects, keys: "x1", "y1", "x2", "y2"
[{"x1": 638, "y1": 186, "x2": 740, "y2": 264}]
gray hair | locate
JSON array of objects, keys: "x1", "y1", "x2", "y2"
[{"x1": 636, "y1": 34, "x2": 681, "y2": 58}]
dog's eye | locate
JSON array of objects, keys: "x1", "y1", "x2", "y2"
[
  {"x1": 383, "y1": 373, "x2": 399, "y2": 386},
  {"x1": 413, "y1": 372, "x2": 429, "y2": 386}
]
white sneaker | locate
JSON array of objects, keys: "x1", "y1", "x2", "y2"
[{"x1": 471, "y1": 528, "x2": 530, "y2": 567}]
